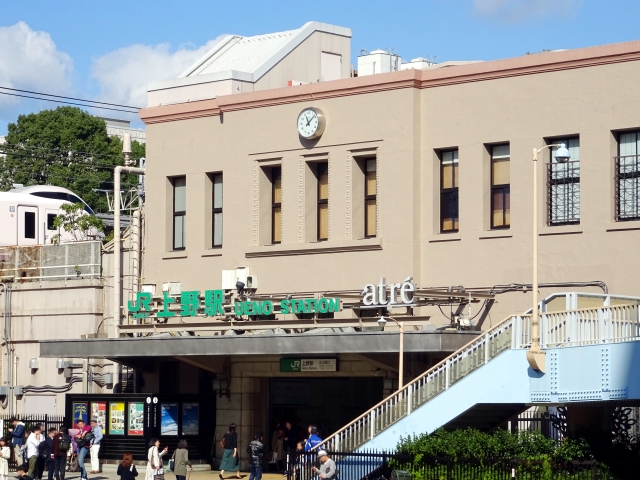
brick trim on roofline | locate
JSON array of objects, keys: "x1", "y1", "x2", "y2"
[{"x1": 139, "y1": 40, "x2": 640, "y2": 125}]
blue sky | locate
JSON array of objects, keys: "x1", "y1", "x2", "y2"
[{"x1": 2, "y1": 0, "x2": 640, "y2": 134}]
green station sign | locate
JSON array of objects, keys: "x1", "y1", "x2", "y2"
[
  {"x1": 280, "y1": 358, "x2": 338, "y2": 372},
  {"x1": 127, "y1": 290, "x2": 340, "y2": 319}
]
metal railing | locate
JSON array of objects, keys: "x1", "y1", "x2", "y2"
[
  {"x1": 318, "y1": 303, "x2": 640, "y2": 452},
  {"x1": 0, "y1": 241, "x2": 101, "y2": 281},
  {"x1": 286, "y1": 450, "x2": 606, "y2": 480}
]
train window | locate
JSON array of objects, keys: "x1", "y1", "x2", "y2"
[
  {"x1": 24, "y1": 211, "x2": 36, "y2": 239},
  {"x1": 47, "y1": 214, "x2": 57, "y2": 230}
]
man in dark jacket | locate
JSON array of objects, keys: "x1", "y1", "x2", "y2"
[
  {"x1": 8, "y1": 418, "x2": 26, "y2": 462},
  {"x1": 43, "y1": 428, "x2": 57, "y2": 480},
  {"x1": 246, "y1": 432, "x2": 265, "y2": 480}
]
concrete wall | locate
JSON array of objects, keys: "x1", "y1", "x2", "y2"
[{"x1": 142, "y1": 46, "x2": 640, "y2": 327}]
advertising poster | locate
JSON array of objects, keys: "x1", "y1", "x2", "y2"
[
  {"x1": 109, "y1": 402, "x2": 125, "y2": 435},
  {"x1": 73, "y1": 402, "x2": 88, "y2": 427},
  {"x1": 128, "y1": 402, "x2": 144, "y2": 436},
  {"x1": 181, "y1": 403, "x2": 199, "y2": 436},
  {"x1": 160, "y1": 403, "x2": 178, "y2": 436},
  {"x1": 91, "y1": 402, "x2": 107, "y2": 434}
]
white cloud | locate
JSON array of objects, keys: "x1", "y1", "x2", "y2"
[
  {"x1": 472, "y1": 0, "x2": 583, "y2": 23},
  {"x1": 0, "y1": 21, "x2": 74, "y2": 108},
  {"x1": 90, "y1": 37, "x2": 226, "y2": 108}
]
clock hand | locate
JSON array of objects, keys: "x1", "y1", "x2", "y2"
[{"x1": 306, "y1": 115, "x2": 312, "y2": 127}]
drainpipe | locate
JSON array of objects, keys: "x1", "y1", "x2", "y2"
[
  {"x1": 113, "y1": 165, "x2": 145, "y2": 340},
  {"x1": 1, "y1": 283, "x2": 12, "y2": 414}
]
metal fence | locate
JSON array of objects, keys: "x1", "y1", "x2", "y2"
[
  {"x1": 0, "y1": 241, "x2": 101, "y2": 282},
  {"x1": 0, "y1": 414, "x2": 66, "y2": 469},
  {"x1": 286, "y1": 450, "x2": 607, "y2": 480}
]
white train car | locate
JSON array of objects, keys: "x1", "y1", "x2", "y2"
[{"x1": 0, "y1": 185, "x2": 95, "y2": 246}]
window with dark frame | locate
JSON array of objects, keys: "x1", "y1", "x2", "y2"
[
  {"x1": 616, "y1": 131, "x2": 640, "y2": 221},
  {"x1": 440, "y1": 149, "x2": 459, "y2": 232},
  {"x1": 491, "y1": 144, "x2": 510, "y2": 229},
  {"x1": 364, "y1": 158, "x2": 377, "y2": 238},
  {"x1": 317, "y1": 162, "x2": 329, "y2": 241},
  {"x1": 47, "y1": 214, "x2": 56, "y2": 231},
  {"x1": 271, "y1": 166, "x2": 282, "y2": 244},
  {"x1": 212, "y1": 173, "x2": 223, "y2": 247},
  {"x1": 24, "y1": 211, "x2": 36, "y2": 239},
  {"x1": 172, "y1": 176, "x2": 186, "y2": 250},
  {"x1": 548, "y1": 138, "x2": 580, "y2": 226}
]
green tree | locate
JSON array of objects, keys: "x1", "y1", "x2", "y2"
[
  {"x1": 0, "y1": 106, "x2": 145, "y2": 213},
  {"x1": 53, "y1": 202, "x2": 106, "y2": 243}
]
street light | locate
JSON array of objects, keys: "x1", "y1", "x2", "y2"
[
  {"x1": 377, "y1": 316, "x2": 404, "y2": 390},
  {"x1": 527, "y1": 143, "x2": 570, "y2": 373}
]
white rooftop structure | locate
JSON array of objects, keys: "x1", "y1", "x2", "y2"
[
  {"x1": 100, "y1": 117, "x2": 146, "y2": 144},
  {"x1": 148, "y1": 21, "x2": 352, "y2": 107}
]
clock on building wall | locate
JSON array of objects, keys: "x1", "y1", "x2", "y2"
[{"x1": 297, "y1": 107, "x2": 326, "y2": 139}]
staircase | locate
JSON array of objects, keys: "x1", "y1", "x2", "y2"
[{"x1": 317, "y1": 293, "x2": 640, "y2": 452}]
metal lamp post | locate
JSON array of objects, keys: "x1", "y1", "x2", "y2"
[
  {"x1": 527, "y1": 143, "x2": 570, "y2": 373},
  {"x1": 377, "y1": 316, "x2": 405, "y2": 389}
]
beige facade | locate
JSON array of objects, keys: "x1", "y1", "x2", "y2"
[{"x1": 140, "y1": 40, "x2": 640, "y2": 325}]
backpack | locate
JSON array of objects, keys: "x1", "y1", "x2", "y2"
[
  {"x1": 76, "y1": 431, "x2": 95, "y2": 449},
  {"x1": 38, "y1": 440, "x2": 48, "y2": 459},
  {"x1": 59, "y1": 434, "x2": 71, "y2": 452}
]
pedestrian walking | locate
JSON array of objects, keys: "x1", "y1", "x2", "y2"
[
  {"x1": 304, "y1": 427, "x2": 322, "y2": 452},
  {"x1": 43, "y1": 428, "x2": 57, "y2": 480},
  {"x1": 89, "y1": 420, "x2": 103, "y2": 474},
  {"x1": 74, "y1": 420, "x2": 94, "y2": 480},
  {"x1": 25, "y1": 425, "x2": 43, "y2": 479},
  {"x1": 117, "y1": 453, "x2": 138, "y2": 480},
  {"x1": 0, "y1": 437, "x2": 11, "y2": 480},
  {"x1": 269, "y1": 428, "x2": 283, "y2": 471},
  {"x1": 218, "y1": 423, "x2": 240, "y2": 480},
  {"x1": 171, "y1": 440, "x2": 192, "y2": 480},
  {"x1": 283, "y1": 421, "x2": 297, "y2": 454},
  {"x1": 8, "y1": 418, "x2": 26, "y2": 465},
  {"x1": 51, "y1": 427, "x2": 70, "y2": 480},
  {"x1": 311, "y1": 451, "x2": 335, "y2": 480},
  {"x1": 146, "y1": 439, "x2": 168, "y2": 480},
  {"x1": 246, "y1": 433, "x2": 265, "y2": 480}
]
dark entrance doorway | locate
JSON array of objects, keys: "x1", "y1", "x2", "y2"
[{"x1": 269, "y1": 377, "x2": 383, "y2": 444}]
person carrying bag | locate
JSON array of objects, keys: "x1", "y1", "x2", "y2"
[{"x1": 146, "y1": 439, "x2": 168, "y2": 480}]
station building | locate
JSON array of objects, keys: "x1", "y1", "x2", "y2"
[{"x1": 40, "y1": 22, "x2": 640, "y2": 466}]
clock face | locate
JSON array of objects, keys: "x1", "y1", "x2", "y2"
[{"x1": 297, "y1": 107, "x2": 325, "y2": 139}]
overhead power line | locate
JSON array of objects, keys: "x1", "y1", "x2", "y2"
[
  {"x1": 0, "y1": 86, "x2": 142, "y2": 109},
  {"x1": 0, "y1": 91, "x2": 139, "y2": 114}
]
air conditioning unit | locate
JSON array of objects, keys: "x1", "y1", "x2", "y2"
[
  {"x1": 141, "y1": 284, "x2": 156, "y2": 295},
  {"x1": 246, "y1": 275, "x2": 258, "y2": 289},
  {"x1": 236, "y1": 266, "x2": 249, "y2": 285},
  {"x1": 222, "y1": 270, "x2": 236, "y2": 290},
  {"x1": 163, "y1": 282, "x2": 182, "y2": 296}
]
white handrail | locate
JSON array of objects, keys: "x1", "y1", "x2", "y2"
[{"x1": 316, "y1": 303, "x2": 639, "y2": 452}]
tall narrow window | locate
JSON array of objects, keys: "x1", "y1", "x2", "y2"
[
  {"x1": 364, "y1": 159, "x2": 377, "y2": 238},
  {"x1": 317, "y1": 162, "x2": 329, "y2": 241},
  {"x1": 212, "y1": 173, "x2": 223, "y2": 247},
  {"x1": 440, "y1": 149, "x2": 459, "y2": 232},
  {"x1": 616, "y1": 131, "x2": 640, "y2": 221},
  {"x1": 172, "y1": 176, "x2": 186, "y2": 250},
  {"x1": 491, "y1": 144, "x2": 510, "y2": 228},
  {"x1": 271, "y1": 167, "x2": 282, "y2": 244},
  {"x1": 548, "y1": 138, "x2": 580, "y2": 226}
]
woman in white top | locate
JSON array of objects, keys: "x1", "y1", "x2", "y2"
[
  {"x1": 146, "y1": 438, "x2": 168, "y2": 480},
  {"x1": 0, "y1": 437, "x2": 10, "y2": 480}
]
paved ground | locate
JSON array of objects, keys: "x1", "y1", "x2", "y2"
[{"x1": 32, "y1": 470, "x2": 286, "y2": 480}]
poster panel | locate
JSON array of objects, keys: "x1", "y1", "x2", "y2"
[
  {"x1": 181, "y1": 403, "x2": 199, "y2": 436},
  {"x1": 109, "y1": 402, "x2": 125, "y2": 435},
  {"x1": 72, "y1": 402, "x2": 88, "y2": 428},
  {"x1": 160, "y1": 403, "x2": 178, "y2": 436},
  {"x1": 128, "y1": 402, "x2": 144, "y2": 436},
  {"x1": 91, "y1": 402, "x2": 107, "y2": 434}
]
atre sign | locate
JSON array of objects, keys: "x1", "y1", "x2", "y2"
[{"x1": 362, "y1": 277, "x2": 415, "y2": 306}]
